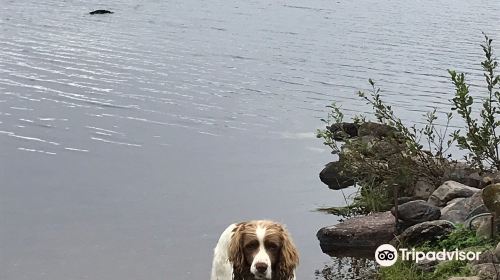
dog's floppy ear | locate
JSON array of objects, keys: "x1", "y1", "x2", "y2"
[
  {"x1": 277, "y1": 225, "x2": 299, "y2": 280},
  {"x1": 228, "y1": 222, "x2": 247, "y2": 280}
]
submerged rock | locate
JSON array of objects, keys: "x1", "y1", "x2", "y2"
[
  {"x1": 89, "y1": 10, "x2": 113, "y2": 15},
  {"x1": 319, "y1": 161, "x2": 355, "y2": 190},
  {"x1": 391, "y1": 200, "x2": 441, "y2": 226},
  {"x1": 393, "y1": 220, "x2": 455, "y2": 246},
  {"x1": 428, "y1": 181, "x2": 480, "y2": 207},
  {"x1": 317, "y1": 211, "x2": 395, "y2": 257}
]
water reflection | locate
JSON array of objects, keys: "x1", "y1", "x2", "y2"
[{"x1": 315, "y1": 257, "x2": 377, "y2": 280}]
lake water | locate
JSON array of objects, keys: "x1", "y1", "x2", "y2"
[{"x1": 1, "y1": 0, "x2": 499, "y2": 279}]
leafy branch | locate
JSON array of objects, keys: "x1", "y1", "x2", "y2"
[{"x1": 450, "y1": 33, "x2": 500, "y2": 171}]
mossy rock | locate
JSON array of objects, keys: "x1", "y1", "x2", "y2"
[{"x1": 482, "y1": 183, "x2": 500, "y2": 215}]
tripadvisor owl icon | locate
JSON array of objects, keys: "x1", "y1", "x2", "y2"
[{"x1": 375, "y1": 244, "x2": 398, "y2": 267}]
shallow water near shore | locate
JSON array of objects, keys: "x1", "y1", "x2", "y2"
[{"x1": 1, "y1": 0, "x2": 500, "y2": 279}]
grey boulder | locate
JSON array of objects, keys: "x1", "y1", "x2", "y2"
[
  {"x1": 441, "y1": 198, "x2": 468, "y2": 224},
  {"x1": 391, "y1": 200, "x2": 441, "y2": 226},
  {"x1": 428, "y1": 181, "x2": 480, "y2": 207},
  {"x1": 394, "y1": 220, "x2": 455, "y2": 246},
  {"x1": 317, "y1": 211, "x2": 395, "y2": 257},
  {"x1": 319, "y1": 161, "x2": 355, "y2": 190}
]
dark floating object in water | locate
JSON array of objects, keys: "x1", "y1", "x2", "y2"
[{"x1": 89, "y1": 10, "x2": 113, "y2": 15}]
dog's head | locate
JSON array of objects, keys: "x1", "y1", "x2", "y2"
[{"x1": 228, "y1": 220, "x2": 299, "y2": 280}]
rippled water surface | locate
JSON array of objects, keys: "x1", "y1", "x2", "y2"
[{"x1": 1, "y1": 0, "x2": 500, "y2": 279}]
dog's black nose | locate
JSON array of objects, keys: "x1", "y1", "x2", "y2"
[{"x1": 255, "y1": 262, "x2": 268, "y2": 273}]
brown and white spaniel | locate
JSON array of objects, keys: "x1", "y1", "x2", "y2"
[{"x1": 210, "y1": 220, "x2": 299, "y2": 280}]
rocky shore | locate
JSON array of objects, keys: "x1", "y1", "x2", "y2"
[
  {"x1": 316, "y1": 122, "x2": 500, "y2": 279},
  {"x1": 317, "y1": 180, "x2": 497, "y2": 252}
]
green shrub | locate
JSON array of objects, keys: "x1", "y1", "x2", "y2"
[
  {"x1": 377, "y1": 259, "x2": 473, "y2": 280},
  {"x1": 378, "y1": 226, "x2": 495, "y2": 280},
  {"x1": 450, "y1": 33, "x2": 500, "y2": 171},
  {"x1": 318, "y1": 178, "x2": 393, "y2": 217},
  {"x1": 317, "y1": 82, "x2": 453, "y2": 214},
  {"x1": 432, "y1": 260, "x2": 473, "y2": 280},
  {"x1": 317, "y1": 34, "x2": 500, "y2": 214},
  {"x1": 418, "y1": 225, "x2": 498, "y2": 252},
  {"x1": 377, "y1": 260, "x2": 426, "y2": 280}
]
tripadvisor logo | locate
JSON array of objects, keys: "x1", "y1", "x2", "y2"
[
  {"x1": 374, "y1": 244, "x2": 482, "y2": 267},
  {"x1": 375, "y1": 244, "x2": 398, "y2": 267}
]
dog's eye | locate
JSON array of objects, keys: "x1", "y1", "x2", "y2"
[
  {"x1": 266, "y1": 243, "x2": 279, "y2": 251},
  {"x1": 245, "y1": 241, "x2": 259, "y2": 250}
]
